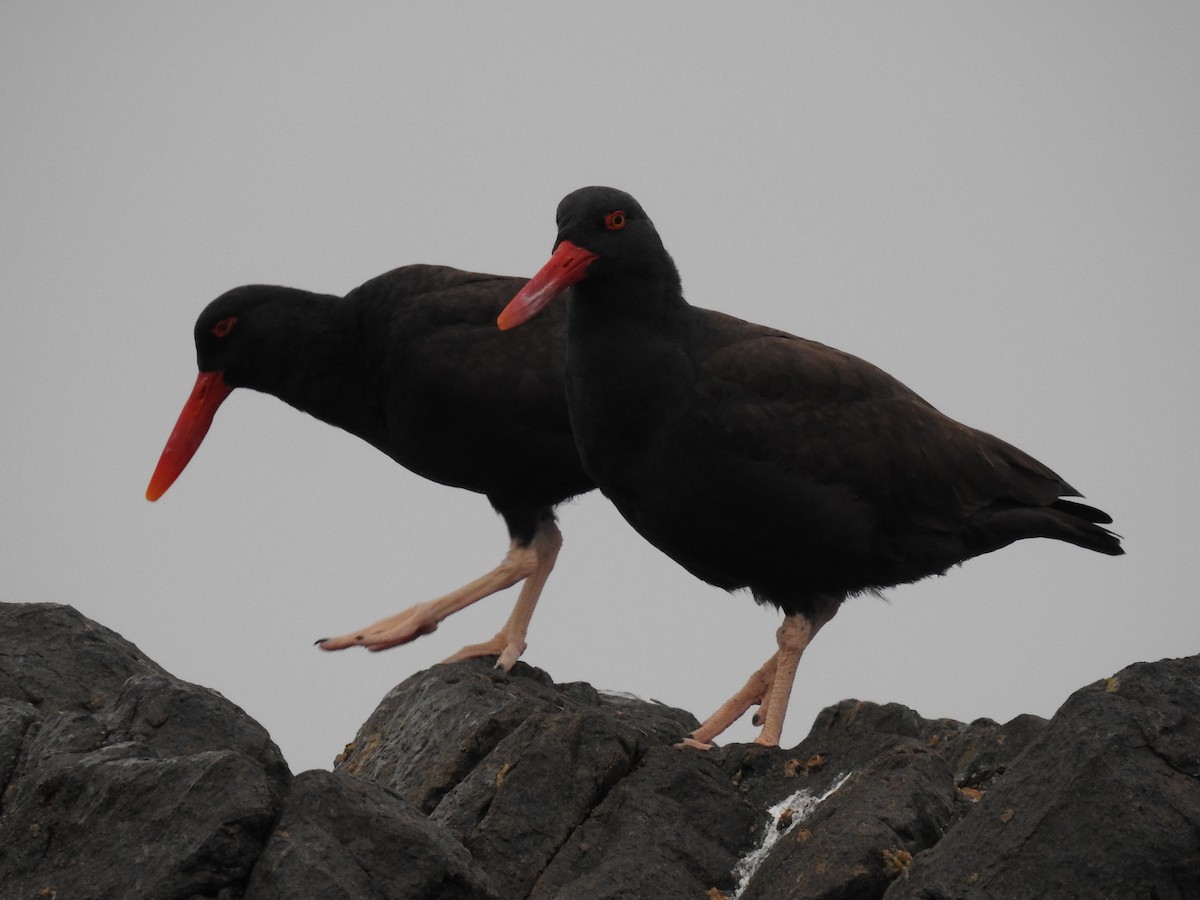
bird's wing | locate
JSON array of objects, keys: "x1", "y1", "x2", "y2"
[
  {"x1": 352, "y1": 267, "x2": 580, "y2": 501},
  {"x1": 685, "y1": 312, "x2": 1072, "y2": 531}
]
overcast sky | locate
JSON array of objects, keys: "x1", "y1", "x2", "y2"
[{"x1": 3, "y1": 4, "x2": 1197, "y2": 774}]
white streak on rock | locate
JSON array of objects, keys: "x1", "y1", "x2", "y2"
[{"x1": 729, "y1": 771, "x2": 852, "y2": 899}]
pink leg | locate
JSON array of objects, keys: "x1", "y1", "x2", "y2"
[
  {"x1": 677, "y1": 651, "x2": 779, "y2": 750},
  {"x1": 751, "y1": 615, "x2": 815, "y2": 747},
  {"x1": 680, "y1": 604, "x2": 838, "y2": 750},
  {"x1": 442, "y1": 521, "x2": 562, "y2": 670},
  {"x1": 317, "y1": 519, "x2": 562, "y2": 672}
]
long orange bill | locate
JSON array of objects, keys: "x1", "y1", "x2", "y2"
[
  {"x1": 497, "y1": 240, "x2": 598, "y2": 330},
  {"x1": 145, "y1": 370, "x2": 233, "y2": 501}
]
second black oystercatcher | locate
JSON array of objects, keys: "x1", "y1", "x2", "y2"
[
  {"x1": 499, "y1": 186, "x2": 1123, "y2": 748},
  {"x1": 148, "y1": 264, "x2": 593, "y2": 669}
]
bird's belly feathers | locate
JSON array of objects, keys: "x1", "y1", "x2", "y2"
[{"x1": 594, "y1": 431, "x2": 895, "y2": 598}]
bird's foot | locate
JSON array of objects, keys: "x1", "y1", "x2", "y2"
[
  {"x1": 442, "y1": 632, "x2": 528, "y2": 672},
  {"x1": 316, "y1": 602, "x2": 441, "y2": 652},
  {"x1": 678, "y1": 652, "x2": 778, "y2": 749},
  {"x1": 673, "y1": 735, "x2": 716, "y2": 751}
]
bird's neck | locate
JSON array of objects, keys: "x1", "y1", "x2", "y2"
[
  {"x1": 567, "y1": 260, "x2": 688, "y2": 333},
  {"x1": 564, "y1": 274, "x2": 695, "y2": 476},
  {"x1": 237, "y1": 290, "x2": 381, "y2": 440}
]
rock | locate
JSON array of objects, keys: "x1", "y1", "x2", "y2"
[
  {"x1": 0, "y1": 602, "x2": 289, "y2": 899},
  {"x1": 0, "y1": 602, "x2": 167, "y2": 713},
  {"x1": 528, "y1": 744, "x2": 763, "y2": 899},
  {"x1": 2, "y1": 602, "x2": 1198, "y2": 900},
  {"x1": 336, "y1": 661, "x2": 698, "y2": 812},
  {"x1": 736, "y1": 741, "x2": 957, "y2": 900},
  {"x1": 885, "y1": 656, "x2": 1200, "y2": 900},
  {"x1": 245, "y1": 769, "x2": 498, "y2": 900},
  {"x1": 925, "y1": 712, "x2": 1048, "y2": 795},
  {"x1": 0, "y1": 700, "x2": 38, "y2": 795},
  {"x1": 3, "y1": 744, "x2": 279, "y2": 898},
  {"x1": 337, "y1": 660, "x2": 714, "y2": 897},
  {"x1": 98, "y1": 673, "x2": 291, "y2": 787},
  {"x1": 711, "y1": 701, "x2": 992, "y2": 900}
]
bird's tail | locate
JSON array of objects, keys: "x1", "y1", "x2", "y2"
[
  {"x1": 966, "y1": 496, "x2": 1124, "y2": 560},
  {"x1": 1045, "y1": 498, "x2": 1124, "y2": 556}
]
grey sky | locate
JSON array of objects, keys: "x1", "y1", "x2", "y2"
[{"x1": 3, "y1": 4, "x2": 1197, "y2": 774}]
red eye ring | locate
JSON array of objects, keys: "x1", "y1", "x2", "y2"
[
  {"x1": 604, "y1": 210, "x2": 627, "y2": 231},
  {"x1": 211, "y1": 316, "x2": 237, "y2": 338}
]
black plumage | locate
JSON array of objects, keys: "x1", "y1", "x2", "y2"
[
  {"x1": 499, "y1": 186, "x2": 1122, "y2": 746},
  {"x1": 149, "y1": 264, "x2": 593, "y2": 668}
]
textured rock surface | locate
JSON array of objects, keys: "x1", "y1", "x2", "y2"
[
  {"x1": 336, "y1": 661, "x2": 714, "y2": 897},
  {"x1": 246, "y1": 769, "x2": 497, "y2": 900},
  {"x1": 2, "y1": 601, "x2": 1197, "y2": 900},
  {"x1": 0, "y1": 603, "x2": 289, "y2": 900},
  {"x1": 885, "y1": 656, "x2": 1200, "y2": 900}
]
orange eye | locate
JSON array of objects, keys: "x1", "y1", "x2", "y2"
[
  {"x1": 604, "y1": 210, "x2": 627, "y2": 231},
  {"x1": 211, "y1": 316, "x2": 237, "y2": 338}
]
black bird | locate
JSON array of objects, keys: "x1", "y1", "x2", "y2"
[
  {"x1": 148, "y1": 264, "x2": 593, "y2": 669},
  {"x1": 498, "y1": 186, "x2": 1122, "y2": 747}
]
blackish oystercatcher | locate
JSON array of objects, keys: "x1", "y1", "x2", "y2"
[
  {"x1": 498, "y1": 186, "x2": 1122, "y2": 747},
  {"x1": 148, "y1": 264, "x2": 593, "y2": 669}
]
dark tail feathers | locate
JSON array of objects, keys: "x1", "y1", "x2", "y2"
[{"x1": 1047, "y1": 498, "x2": 1124, "y2": 556}]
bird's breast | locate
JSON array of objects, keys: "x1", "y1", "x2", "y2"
[{"x1": 565, "y1": 329, "x2": 693, "y2": 475}]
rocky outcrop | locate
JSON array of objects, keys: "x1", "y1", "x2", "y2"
[
  {"x1": 0, "y1": 604, "x2": 289, "y2": 899},
  {"x1": 884, "y1": 659, "x2": 1200, "y2": 899},
  {"x1": 1, "y1": 601, "x2": 1196, "y2": 899},
  {"x1": 246, "y1": 769, "x2": 496, "y2": 900}
]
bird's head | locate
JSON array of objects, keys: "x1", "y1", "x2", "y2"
[
  {"x1": 192, "y1": 285, "x2": 291, "y2": 380},
  {"x1": 144, "y1": 286, "x2": 269, "y2": 501},
  {"x1": 498, "y1": 186, "x2": 672, "y2": 330}
]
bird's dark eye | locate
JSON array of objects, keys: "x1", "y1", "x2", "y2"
[
  {"x1": 604, "y1": 210, "x2": 627, "y2": 231},
  {"x1": 211, "y1": 316, "x2": 237, "y2": 338}
]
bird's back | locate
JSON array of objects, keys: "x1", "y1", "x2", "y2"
[{"x1": 348, "y1": 266, "x2": 591, "y2": 510}]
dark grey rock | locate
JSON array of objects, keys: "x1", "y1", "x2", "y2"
[
  {"x1": 530, "y1": 744, "x2": 762, "y2": 900},
  {"x1": 338, "y1": 660, "x2": 703, "y2": 897},
  {"x1": 3, "y1": 602, "x2": 1198, "y2": 900},
  {"x1": 98, "y1": 673, "x2": 290, "y2": 793},
  {"x1": 0, "y1": 602, "x2": 289, "y2": 900},
  {"x1": 337, "y1": 660, "x2": 697, "y2": 814},
  {"x1": 739, "y1": 741, "x2": 958, "y2": 900},
  {"x1": 0, "y1": 699, "x2": 38, "y2": 796},
  {"x1": 1, "y1": 745, "x2": 278, "y2": 899},
  {"x1": 245, "y1": 769, "x2": 498, "y2": 900},
  {"x1": 923, "y1": 711, "x2": 1048, "y2": 796},
  {"x1": 885, "y1": 656, "x2": 1200, "y2": 900},
  {"x1": 0, "y1": 602, "x2": 167, "y2": 713}
]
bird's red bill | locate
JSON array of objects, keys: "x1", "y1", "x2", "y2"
[
  {"x1": 145, "y1": 370, "x2": 233, "y2": 501},
  {"x1": 497, "y1": 240, "x2": 598, "y2": 330}
]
